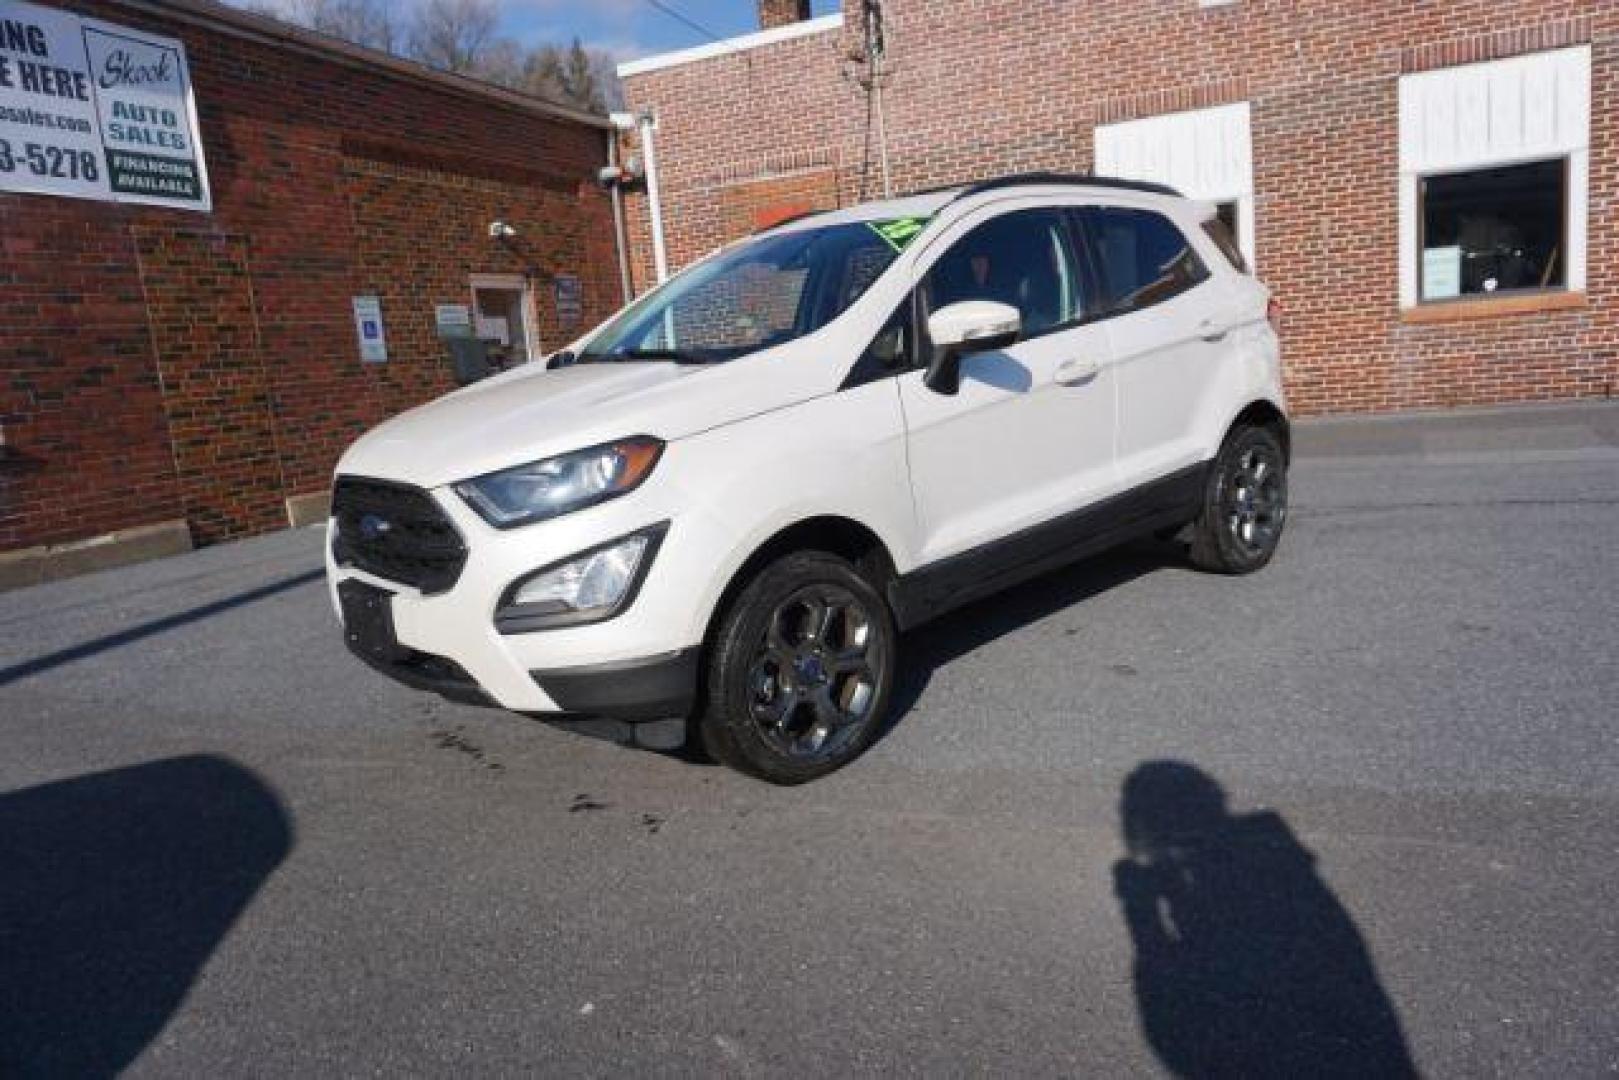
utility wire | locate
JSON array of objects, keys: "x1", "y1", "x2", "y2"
[{"x1": 639, "y1": 0, "x2": 733, "y2": 48}]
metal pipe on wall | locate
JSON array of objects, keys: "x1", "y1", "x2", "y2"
[
  {"x1": 604, "y1": 126, "x2": 635, "y2": 305},
  {"x1": 637, "y1": 107, "x2": 671, "y2": 284}
]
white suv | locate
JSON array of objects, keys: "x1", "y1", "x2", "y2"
[{"x1": 328, "y1": 174, "x2": 1288, "y2": 783}]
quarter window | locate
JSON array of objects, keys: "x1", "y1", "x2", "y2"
[
  {"x1": 1203, "y1": 214, "x2": 1248, "y2": 274},
  {"x1": 1419, "y1": 159, "x2": 1566, "y2": 301},
  {"x1": 1086, "y1": 207, "x2": 1209, "y2": 315},
  {"x1": 922, "y1": 209, "x2": 1083, "y2": 338}
]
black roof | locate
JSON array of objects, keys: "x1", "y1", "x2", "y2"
[{"x1": 952, "y1": 172, "x2": 1183, "y2": 200}]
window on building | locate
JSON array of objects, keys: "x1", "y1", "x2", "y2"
[
  {"x1": 923, "y1": 209, "x2": 1082, "y2": 337},
  {"x1": 1085, "y1": 207, "x2": 1209, "y2": 315},
  {"x1": 1419, "y1": 159, "x2": 1566, "y2": 301},
  {"x1": 1398, "y1": 46, "x2": 1590, "y2": 309}
]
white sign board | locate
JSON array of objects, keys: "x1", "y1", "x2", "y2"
[
  {"x1": 434, "y1": 303, "x2": 472, "y2": 338},
  {"x1": 554, "y1": 274, "x2": 582, "y2": 330},
  {"x1": 1421, "y1": 246, "x2": 1461, "y2": 301},
  {"x1": 0, "y1": 0, "x2": 210, "y2": 211},
  {"x1": 352, "y1": 296, "x2": 387, "y2": 363}
]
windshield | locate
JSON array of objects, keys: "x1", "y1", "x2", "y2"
[{"x1": 579, "y1": 222, "x2": 904, "y2": 365}]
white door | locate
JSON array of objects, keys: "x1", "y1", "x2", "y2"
[
  {"x1": 470, "y1": 273, "x2": 540, "y2": 364},
  {"x1": 1080, "y1": 205, "x2": 1230, "y2": 487},
  {"x1": 898, "y1": 204, "x2": 1118, "y2": 565}
]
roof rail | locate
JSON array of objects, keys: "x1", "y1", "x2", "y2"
[{"x1": 951, "y1": 172, "x2": 1183, "y2": 202}]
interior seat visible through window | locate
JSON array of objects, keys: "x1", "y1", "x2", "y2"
[{"x1": 922, "y1": 209, "x2": 1083, "y2": 338}]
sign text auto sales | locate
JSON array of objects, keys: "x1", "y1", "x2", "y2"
[{"x1": 0, "y1": 0, "x2": 210, "y2": 211}]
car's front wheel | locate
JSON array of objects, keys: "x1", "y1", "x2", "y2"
[{"x1": 699, "y1": 552, "x2": 896, "y2": 784}]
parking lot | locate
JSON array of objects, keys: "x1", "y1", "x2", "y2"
[{"x1": 2, "y1": 401, "x2": 1617, "y2": 1076}]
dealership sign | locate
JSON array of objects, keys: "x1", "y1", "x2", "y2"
[{"x1": 0, "y1": 0, "x2": 210, "y2": 211}]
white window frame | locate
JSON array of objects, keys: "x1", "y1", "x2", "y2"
[
  {"x1": 1397, "y1": 46, "x2": 1590, "y2": 308},
  {"x1": 1094, "y1": 102, "x2": 1256, "y2": 270},
  {"x1": 469, "y1": 273, "x2": 542, "y2": 362}
]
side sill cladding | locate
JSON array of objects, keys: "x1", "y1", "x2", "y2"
[{"x1": 889, "y1": 462, "x2": 1210, "y2": 629}]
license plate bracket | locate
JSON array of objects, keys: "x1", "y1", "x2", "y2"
[{"x1": 338, "y1": 580, "x2": 408, "y2": 665}]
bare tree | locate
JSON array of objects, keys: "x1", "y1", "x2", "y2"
[
  {"x1": 513, "y1": 37, "x2": 615, "y2": 112},
  {"x1": 247, "y1": 0, "x2": 621, "y2": 112},
  {"x1": 303, "y1": 0, "x2": 401, "y2": 53},
  {"x1": 408, "y1": 0, "x2": 500, "y2": 74}
]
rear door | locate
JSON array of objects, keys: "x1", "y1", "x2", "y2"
[
  {"x1": 1080, "y1": 205, "x2": 1228, "y2": 486},
  {"x1": 897, "y1": 202, "x2": 1118, "y2": 566}
]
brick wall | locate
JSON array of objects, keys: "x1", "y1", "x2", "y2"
[
  {"x1": 0, "y1": 0, "x2": 616, "y2": 552},
  {"x1": 758, "y1": 0, "x2": 812, "y2": 31},
  {"x1": 622, "y1": 0, "x2": 1619, "y2": 415}
]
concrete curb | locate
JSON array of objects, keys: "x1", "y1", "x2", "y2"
[{"x1": 0, "y1": 521, "x2": 193, "y2": 591}]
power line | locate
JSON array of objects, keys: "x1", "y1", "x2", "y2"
[{"x1": 640, "y1": 0, "x2": 732, "y2": 48}]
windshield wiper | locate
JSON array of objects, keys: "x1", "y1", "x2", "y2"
[{"x1": 614, "y1": 348, "x2": 711, "y2": 365}]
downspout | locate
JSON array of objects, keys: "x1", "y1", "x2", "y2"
[
  {"x1": 637, "y1": 106, "x2": 671, "y2": 284},
  {"x1": 604, "y1": 124, "x2": 634, "y2": 304}
]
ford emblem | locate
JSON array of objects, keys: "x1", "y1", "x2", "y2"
[{"x1": 358, "y1": 513, "x2": 392, "y2": 541}]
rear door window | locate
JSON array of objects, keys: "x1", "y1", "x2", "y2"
[{"x1": 1083, "y1": 207, "x2": 1209, "y2": 316}]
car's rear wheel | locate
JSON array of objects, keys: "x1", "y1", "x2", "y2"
[
  {"x1": 1188, "y1": 424, "x2": 1289, "y2": 574},
  {"x1": 699, "y1": 552, "x2": 895, "y2": 784}
]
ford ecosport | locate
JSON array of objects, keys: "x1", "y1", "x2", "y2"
[{"x1": 328, "y1": 174, "x2": 1289, "y2": 783}]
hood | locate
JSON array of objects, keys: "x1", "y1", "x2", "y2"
[{"x1": 335, "y1": 339, "x2": 840, "y2": 488}]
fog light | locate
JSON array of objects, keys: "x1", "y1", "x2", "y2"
[{"x1": 496, "y1": 523, "x2": 667, "y2": 632}]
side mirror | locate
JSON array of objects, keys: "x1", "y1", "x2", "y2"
[{"x1": 924, "y1": 301, "x2": 1021, "y2": 395}]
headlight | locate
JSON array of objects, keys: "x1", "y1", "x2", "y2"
[
  {"x1": 454, "y1": 436, "x2": 663, "y2": 528},
  {"x1": 496, "y1": 523, "x2": 668, "y2": 632}
]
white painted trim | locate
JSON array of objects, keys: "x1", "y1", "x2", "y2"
[
  {"x1": 617, "y1": 13, "x2": 844, "y2": 78},
  {"x1": 1094, "y1": 102, "x2": 1256, "y2": 267}
]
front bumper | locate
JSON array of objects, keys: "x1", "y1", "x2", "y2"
[{"x1": 326, "y1": 469, "x2": 715, "y2": 719}]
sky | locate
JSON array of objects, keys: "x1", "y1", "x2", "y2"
[{"x1": 502, "y1": 0, "x2": 843, "y2": 63}]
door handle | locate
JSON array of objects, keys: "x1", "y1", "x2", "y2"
[
  {"x1": 1055, "y1": 357, "x2": 1101, "y2": 385},
  {"x1": 1199, "y1": 318, "x2": 1229, "y2": 343}
]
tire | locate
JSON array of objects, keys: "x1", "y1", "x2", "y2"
[
  {"x1": 1188, "y1": 424, "x2": 1289, "y2": 574},
  {"x1": 699, "y1": 551, "x2": 896, "y2": 784}
]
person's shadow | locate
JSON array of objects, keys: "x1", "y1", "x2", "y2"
[
  {"x1": 1113, "y1": 762, "x2": 1418, "y2": 1078},
  {"x1": 0, "y1": 755, "x2": 292, "y2": 1077}
]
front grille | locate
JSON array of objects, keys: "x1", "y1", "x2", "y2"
[{"x1": 332, "y1": 475, "x2": 467, "y2": 594}]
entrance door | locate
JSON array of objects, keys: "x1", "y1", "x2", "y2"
[
  {"x1": 470, "y1": 274, "x2": 539, "y2": 365},
  {"x1": 897, "y1": 203, "x2": 1118, "y2": 566}
]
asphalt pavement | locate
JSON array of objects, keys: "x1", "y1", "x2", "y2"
[{"x1": 2, "y1": 400, "x2": 1617, "y2": 1076}]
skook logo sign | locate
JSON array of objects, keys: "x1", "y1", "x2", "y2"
[{"x1": 0, "y1": 0, "x2": 210, "y2": 211}]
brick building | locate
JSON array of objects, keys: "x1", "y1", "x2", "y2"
[
  {"x1": 618, "y1": 0, "x2": 1617, "y2": 416},
  {"x1": 1, "y1": 0, "x2": 621, "y2": 582}
]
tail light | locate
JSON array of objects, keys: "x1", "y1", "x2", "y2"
[{"x1": 1267, "y1": 297, "x2": 1283, "y2": 336}]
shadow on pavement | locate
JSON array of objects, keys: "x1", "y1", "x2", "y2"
[
  {"x1": 1113, "y1": 761, "x2": 1417, "y2": 1078},
  {"x1": 0, "y1": 755, "x2": 292, "y2": 1077},
  {"x1": 0, "y1": 569, "x2": 323, "y2": 687},
  {"x1": 883, "y1": 543, "x2": 1172, "y2": 732}
]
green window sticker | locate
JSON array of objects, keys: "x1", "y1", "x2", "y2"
[{"x1": 868, "y1": 216, "x2": 930, "y2": 252}]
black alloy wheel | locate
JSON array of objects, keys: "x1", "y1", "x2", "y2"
[
  {"x1": 746, "y1": 584, "x2": 882, "y2": 763},
  {"x1": 1189, "y1": 424, "x2": 1289, "y2": 574},
  {"x1": 700, "y1": 552, "x2": 896, "y2": 783}
]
